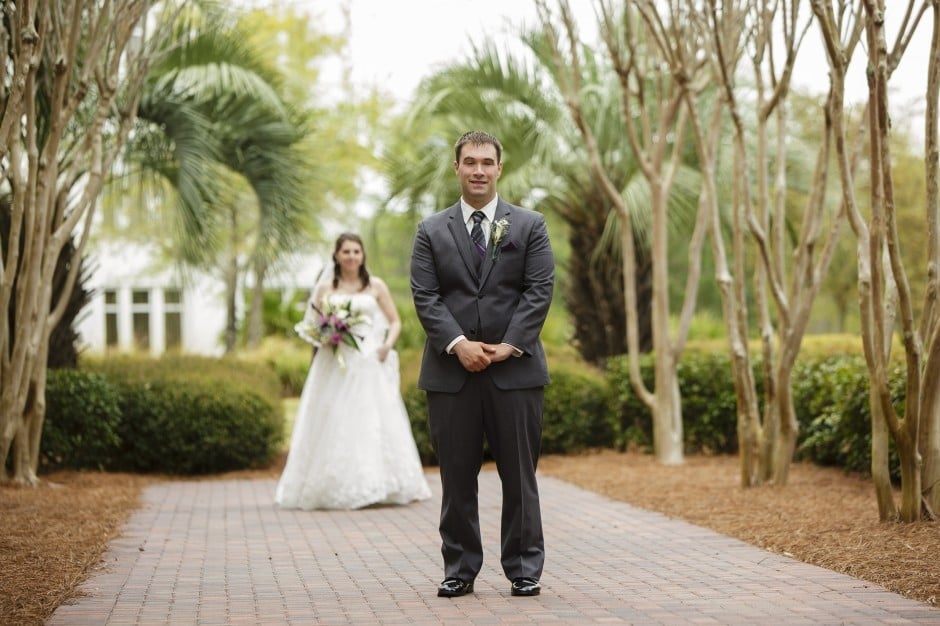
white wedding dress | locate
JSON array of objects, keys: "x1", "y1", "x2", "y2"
[{"x1": 275, "y1": 292, "x2": 432, "y2": 510}]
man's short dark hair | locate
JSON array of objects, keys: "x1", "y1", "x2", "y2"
[{"x1": 454, "y1": 130, "x2": 502, "y2": 164}]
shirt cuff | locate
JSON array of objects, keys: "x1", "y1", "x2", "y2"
[{"x1": 446, "y1": 336, "x2": 466, "y2": 355}]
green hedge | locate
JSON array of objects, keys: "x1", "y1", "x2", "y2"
[
  {"x1": 85, "y1": 354, "x2": 283, "y2": 401},
  {"x1": 43, "y1": 369, "x2": 122, "y2": 471},
  {"x1": 239, "y1": 336, "x2": 313, "y2": 397},
  {"x1": 46, "y1": 340, "x2": 911, "y2": 479},
  {"x1": 791, "y1": 353, "x2": 905, "y2": 480},
  {"x1": 401, "y1": 386, "x2": 435, "y2": 465},
  {"x1": 541, "y1": 362, "x2": 612, "y2": 454},
  {"x1": 605, "y1": 353, "x2": 656, "y2": 451},
  {"x1": 109, "y1": 378, "x2": 282, "y2": 474},
  {"x1": 42, "y1": 355, "x2": 285, "y2": 475},
  {"x1": 606, "y1": 350, "x2": 742, "y2": 454},
  {"x1": 607, "y1": 347, "x2": 908, "y2": 478}
]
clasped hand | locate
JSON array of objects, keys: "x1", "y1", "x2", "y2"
[{"x1": 454, "y1": 340, "x2": 513, "y2": 372}]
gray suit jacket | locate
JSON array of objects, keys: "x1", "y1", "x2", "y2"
[{"x1": 410, "y1": 198, "x2": 554, "y2": 392}]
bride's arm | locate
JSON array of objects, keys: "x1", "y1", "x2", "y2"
[
  {"x1": 373, "y1": 277, "x2": 400, "y2": 362},
  {"x1": 303, "y1": 283, "x2": 329, "y2": 322},
  {"x1": 296, "y1": 282, "x2": 330, "y2": 346}
]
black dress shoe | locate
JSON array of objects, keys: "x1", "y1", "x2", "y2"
[
  {"x1": 510, "y1": 577, "x2": 541, "y2": 596},
  {"x1": 437, "y1": 577, "x2": 474, "y2": 597}
]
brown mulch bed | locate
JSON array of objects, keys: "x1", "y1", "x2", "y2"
[
  {"x1": 2, "y1": 450, "x2": 938, "y2": 625},
  {"x1": 0, "y1": 472, "x2": 157, "y2": 625},
  {"x1": 538, "y1": 451, "x2": 939, "y2": 607}
]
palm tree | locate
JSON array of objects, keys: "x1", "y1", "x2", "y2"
[
  {"x1": 108, "y1": 7, "x2": 314, "y2": 352},
  {"x1": 384, "y1": 32, "x2": 700, "y2": 365}
]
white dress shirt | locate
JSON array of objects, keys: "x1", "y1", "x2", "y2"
[
  {"x1": 447, "y1": 195, "x2": 521, "y2": 358},
  {"x1": 461, "y1": 196, "x2": 498, "y2": 245}
]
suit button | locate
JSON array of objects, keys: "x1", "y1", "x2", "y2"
[
  {"x1": 469, "y1": 329, "x2": 477, "y2": 336},
  {"x1": 478, "y1": 293, "x2": 484, "y2": 299}
]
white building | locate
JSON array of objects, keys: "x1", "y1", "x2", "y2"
[{"x1": 78, "y1": 242, "x2": 324, "y2": 356}]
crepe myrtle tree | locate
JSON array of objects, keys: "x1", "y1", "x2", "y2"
[
  {"x1": 537, "y1": 0, "x2": 712, "y2": 465},
  {"x1": 0, "y1": 0, "x2": 191, "y2": 485},
  {"x1": 684, "y1": 1, "x2": 840, "y2": 488},
  {"x1": 813, "y1": 0, "x2": 940, "y2": 522}
]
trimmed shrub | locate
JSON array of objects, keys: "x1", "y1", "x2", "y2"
[
  {"x1": 83, "y1": 354, "x2": 284, "y2": 475},
  {"x1": 792, "y1": 353, "x2": 904, "y2": 480},
  {"x1": 607, "y1": 342, "x2": 907, "y2": 479},
  {"x1": 541, "y1": 362, "x2": 612, "y2": 454},
  {"x1": 238, "y1": 336, "x2": 313, "y2": 397},
  {"x1": 676, "y1": 351, "x2": 740, "y2": 454},
  {"x1": 110, "y1": 378, "x2": 282, "y2": 474},
  {"x1": 401, "y1": 385, "x2": 436, "y2": 465},
  {"x1": 84, "y1": 354, "x2": 283, "y2": 402},
  {"x1": 606, "y1": 350, "x2": 753, "y2": 454},
  {"x1": 605, "y1": 353, "x2": 654, "y2": 452},
  {"x1": 42, "y1": 369, "x2": 122, "y2": 471}
]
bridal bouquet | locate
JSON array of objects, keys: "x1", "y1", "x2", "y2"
[{"x1": 295, "y1": 298, "x2": 369, "y2": 368}]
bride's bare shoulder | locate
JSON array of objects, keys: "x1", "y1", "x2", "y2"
[{"x1": 369, "y1": 276, "x2": 390, "y2": 293}]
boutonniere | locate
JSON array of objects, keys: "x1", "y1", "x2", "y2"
[{"x1": 490, "y1": 218, "x2": 511, "y2": 260}]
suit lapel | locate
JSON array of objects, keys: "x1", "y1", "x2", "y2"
[
  {"x1": 478, "y1": 202, "x2": 512, "y2": 286},
  {"x1": 446, "y1": 203, "x2": 479, "y2": 279}
]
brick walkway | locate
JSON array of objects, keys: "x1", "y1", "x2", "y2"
[{"x1": 49, "y1": 471, "x2": 939, "y2": 625}]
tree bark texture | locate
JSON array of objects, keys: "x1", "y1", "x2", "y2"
[{"x1": 0, "y1": 0, "x2": 163, "y2": 484}]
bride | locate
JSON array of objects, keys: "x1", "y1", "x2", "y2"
[{"x1": 275, "y1": 232, "x2": 432, "y2": 510}]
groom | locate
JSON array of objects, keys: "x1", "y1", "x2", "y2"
[{"x1": 410, "y1": 130, "x2": 555, "y2": 598}]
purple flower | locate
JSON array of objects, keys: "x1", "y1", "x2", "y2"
[{"x1": 294, "y1": 296, "x2": 371, "y2": 368}]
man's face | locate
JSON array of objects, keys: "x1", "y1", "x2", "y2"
[{"x1": 454, "y1": 142, "x2": 502, "y2": 209}]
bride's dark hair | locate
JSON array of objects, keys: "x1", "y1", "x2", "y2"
[{"x1": 331, "y1": 232, "x2": 371, "y2": 291}]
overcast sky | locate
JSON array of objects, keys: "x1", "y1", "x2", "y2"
[{"x1": 238, "y1": 1, "x2": 933, "y2": 138}]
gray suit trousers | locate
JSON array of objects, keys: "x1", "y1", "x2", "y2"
[{"x1": 427, "y1": 372, "x2": 545, "y2": 582}]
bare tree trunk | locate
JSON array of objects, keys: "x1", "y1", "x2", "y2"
[
  {"x1": 686, "y1": 93, "x2": 763, "y2": 485},
  {"x1": 652, "y1": 361, "x2": 683, "y2": 465},
  {"x1": 813, "y1": 0, "x2": 898, "y2": 519},
  {"x1": 222, "y1": 202, "x2": 242, "y2": 354},
  {"x1": 919, "y1": 0, "x2": 940, "y2": 517},
  {"x1": 246, "y1": 259, "x2": 268, "y2": 349},
  {"x1": 535, "y1": 0, "x2": 698, "y2": 464},
  {"x1": 871, "y1": 388, "x2": 898, "y2": 520},
  {"x1": 0, "y1": 0, "x2": 176, "y2": 483},
  {"x1": 865, "y1": 0, "x2": 923, "y2": 522},
  {"x1": 699, "y1": 0, "x2": 827, "y2": 486},
  {"x1": 224, "y1": 257, "x2": 239, "y2": 354},
  {"x1": 21, "y1": 338, "x2": 50, "y2": 482},
  {"x1": 814, "y1": 0, "x2": 934, "y2": 521},
  {"x1": 770, "y1": 364, "x2": 799, "y2": 484},
  {"x1": 923, "y1": 384, "x2": 940, "y2": 516},
  {"x1": 873, "y1": 248, "x2": 901, "y2": 519}
]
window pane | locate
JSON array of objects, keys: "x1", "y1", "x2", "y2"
[
  {"x1": 105, "y1": 313, "x2": 118, "y2": 347},
  {"x1": 164, "y1": 288, "x2": 181, "y2": 305},
  {"x1": 133, "y1": 312, "x2": 149, "y2": 350},
  {"x1": 132, "y1": 290, "x2": 149, "y2": 305},
  {"x1": 104, "y1": 289, "x2": 117, "y2": 306},
  {"x1": 165, "y1": 312, "x2": 182, "y2": 349}
]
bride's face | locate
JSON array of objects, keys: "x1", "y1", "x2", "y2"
[{"x1": 335, "y1": 240, "x2": 364, "y2": 274}]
